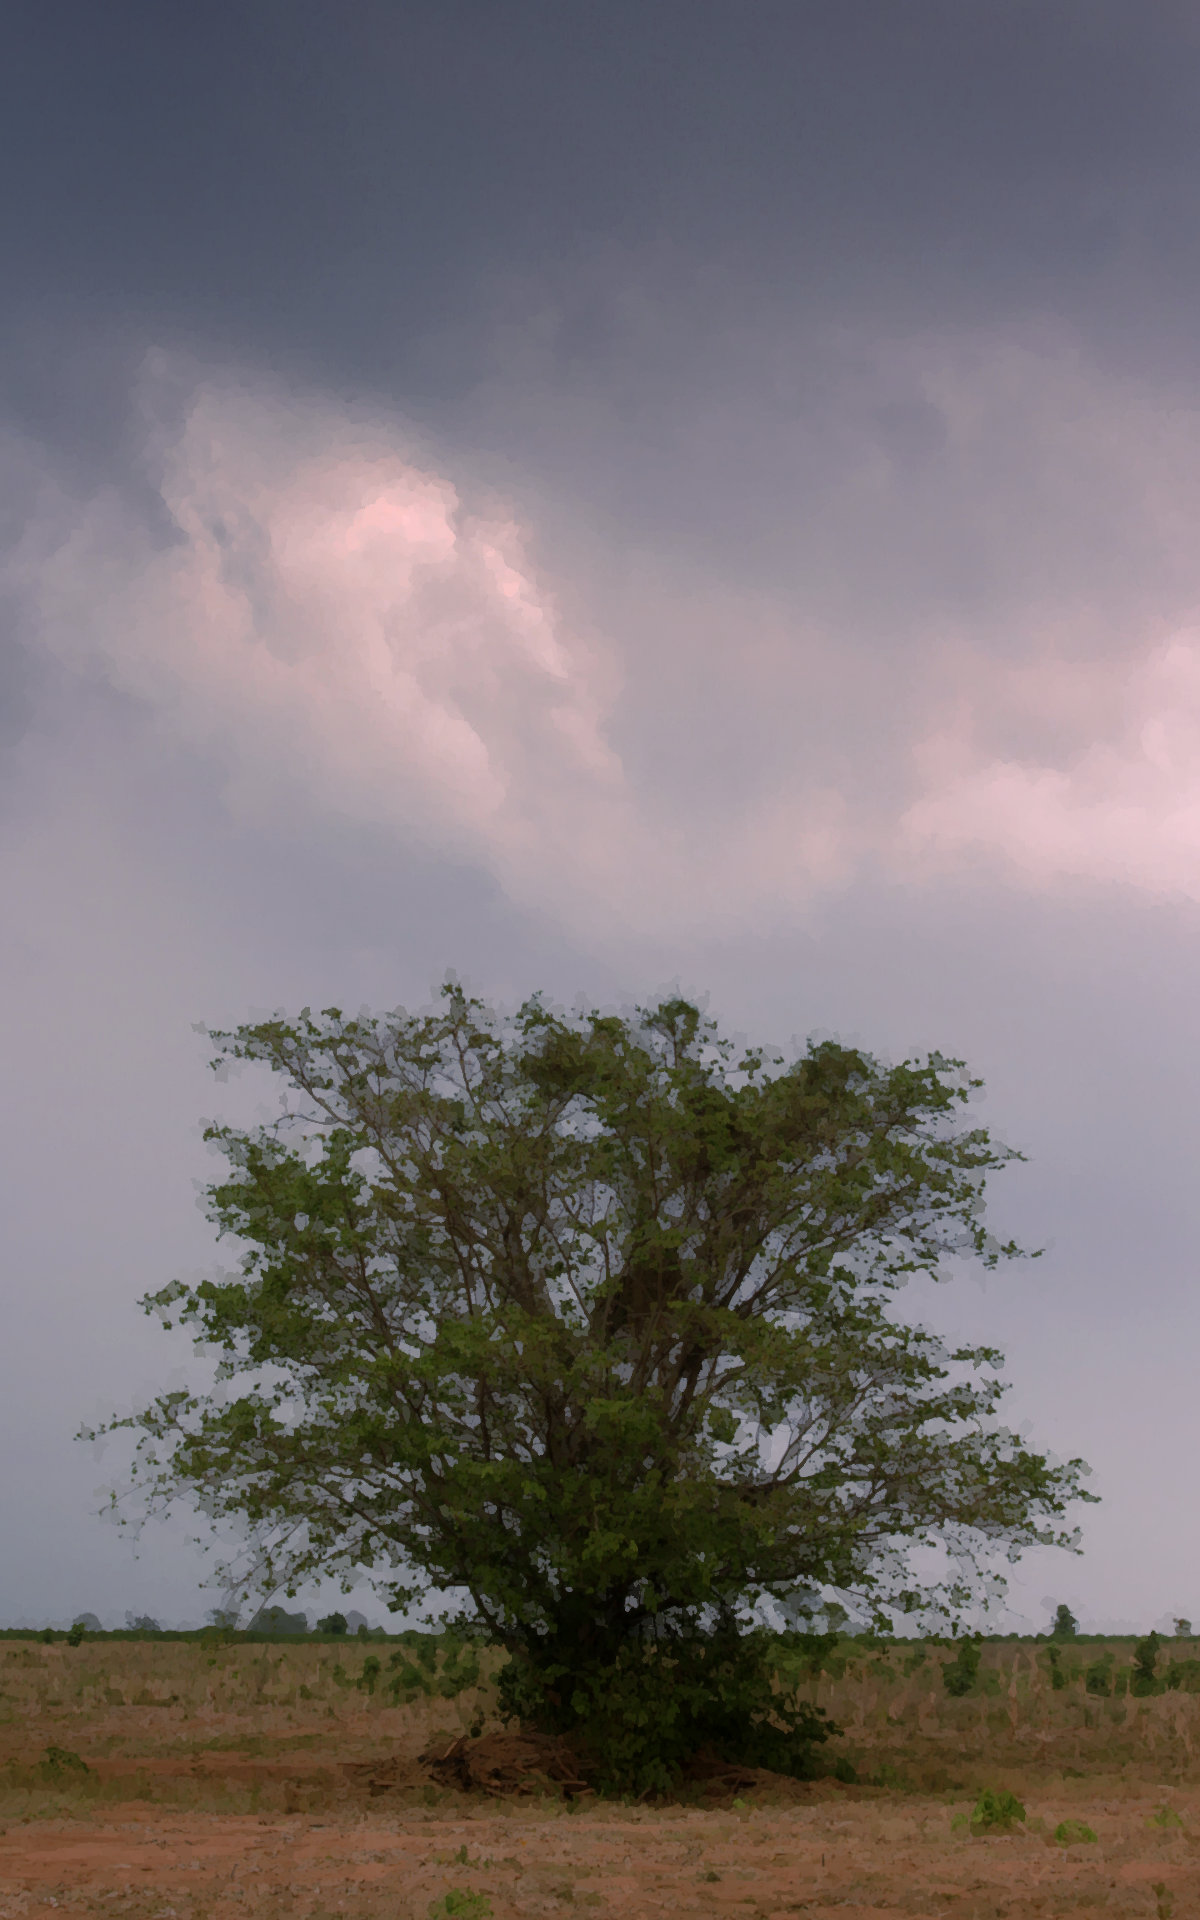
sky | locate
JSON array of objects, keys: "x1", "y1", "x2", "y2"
[{"x1": 2, "y1": 0, "x2": 1199, "y2": 1634}]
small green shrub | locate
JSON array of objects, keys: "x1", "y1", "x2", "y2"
[
  {"x1": 40, "y1": 1746, "x2": 91, "y2": 1783},
  {"x1": 942, "y1": 1639, "x2": 982, "y2": 1697},
  {"x1": 1046, "y1": 1646, "x2": 1068, "y2": 1691},
  {"x1": 869, "y1": 1760, "x2": 907, "y2": 1789},
  {"x1": 386, "y1": 1634, "x2": 481, "y2": 1705},
  {"x1": 1084, "y1": 1653, "x2": 1113, "y2": 1697},
  {"x1": 428, "y1": 1892, "x2": 493, "y2": 1920},
  {"x1": 1054, "y1": 1819, "x2": 1097, "y2": 1845},
  {"x1": 355, "y1": 1655, "x2": 382, "y2": 1695},
  {"x1": 1131, "y1": 1633, "x2": 1161, "y2": 1697},
  {"x1": 970, "y1": 1788, "x2": 1026, "y2": 1834},
  {"x1": 317, "y1": 1613, "x2": 348, "y2": 1635}
]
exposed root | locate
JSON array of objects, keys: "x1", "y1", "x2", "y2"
[
  {"x1": 345, "y1": 1731, "x2": 835, "y2": 1803},
  {"x1": 421, "y1": 1729, "x2": 592, "y2": 1797}
]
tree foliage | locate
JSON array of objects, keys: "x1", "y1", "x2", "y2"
[
  {"x1": 92, "y1": 986, "x2": 1093, "y2": 1791},
  {"x1": 1050, "y1": 1602, "x2": 1079, "y2": 1641}
]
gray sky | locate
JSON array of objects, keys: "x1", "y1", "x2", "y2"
[{"x1": 2, "y1": 1, "x2": 1199, "y2": 1633}]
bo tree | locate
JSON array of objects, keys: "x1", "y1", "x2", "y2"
[{"x1": 96, "y1": 987, "x2": 1092, "y2": 1790}]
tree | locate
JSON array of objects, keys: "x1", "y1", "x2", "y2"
[
  {"x1": 95, "y1": 987, "x2": 1093, "y2": 1793},
  {"x1": 249, "y1": 1605, "x2": 309, "y2": 1635},
  {"x1": 317, "y1": 1611, "x2": 348, "y2": 1635},
  {"x1": 1050, "y1": 1602, "x2": 1079, "y2": 1641}
]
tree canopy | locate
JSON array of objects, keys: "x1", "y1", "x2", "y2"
[{"x1": 96, "y1": 986, "x2": 1093, "y2": 1789}]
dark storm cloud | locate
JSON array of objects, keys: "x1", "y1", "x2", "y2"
[{"x1": 5, "y1": 1, "x2": 1200, "y2": 393}]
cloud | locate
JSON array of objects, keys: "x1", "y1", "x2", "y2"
[
  {"x1": 10, "y1": 359, "x2": 638, "y2": 895},
  {"x1": 7, "y1": 352, "x2": 861, "y2": 934},
  {"x1": 9, "y1": 331, "x2": 1200, "y2": 936},
  {"x1": 900, "y1": 635, "x2": 1200, "y2": 896}
]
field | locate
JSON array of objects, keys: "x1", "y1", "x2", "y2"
[{"x1": 2, "y1": 1633, "x2": 1198, "y2": 1917}]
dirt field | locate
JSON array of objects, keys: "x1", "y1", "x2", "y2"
[{"x1": 2, "y1": 1637, "x2": 1197, "y2": 1917}]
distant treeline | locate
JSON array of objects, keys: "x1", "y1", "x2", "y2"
[
  {"x1": 1, "y1": 1626, "x2": 1190, "y2": 1647},
  {"x1": 0, "y1": 1624, "x2": 395, "y2": 1644}
]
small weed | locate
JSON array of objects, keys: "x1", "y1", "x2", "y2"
[
  {"x1": 1153, "y1": 1882, "x2": 1174, "y2": 1920},
  {"x1": 700, "y1": 1868, "x2": 721, "y2": 1881},
  {"x1": 1054, "y1": 1819, "x2": 1097, "y2": 1845},
  {"x1": 870, "y1": 1760, "x2": 907, "y2": 1789},
  {"x1": 969, "y1": 1789, "x2": 1026, "y2": 1834},
  {"x1": 428, "y1": 1892, "x2": 493, "y2": 1920},
  {"x1": 40, "y1": 1746, "x2": 90, "y2": 1783},
  {"x1": 1149, "y1": 1805, "x2": 1184, "y2": 1830}
]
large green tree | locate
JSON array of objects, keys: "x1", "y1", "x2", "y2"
[{"x1": 97, "y1": 987, "x2": 1092, "y2": 1789}]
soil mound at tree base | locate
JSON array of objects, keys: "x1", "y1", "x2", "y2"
[
  {"x1": 344, "y1": 1730, "x2": 589, "y2": 1798},
  {"x1": 345, "y1": 1731, "x2": 837, "y2": 1802}
]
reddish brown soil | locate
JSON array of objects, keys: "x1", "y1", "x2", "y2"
[{"x1": 2, "y1": 1777, "x2": 1198, "y2": 1918}]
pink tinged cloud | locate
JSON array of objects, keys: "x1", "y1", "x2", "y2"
[
  {"x1": 901, "y1": 638, "x2": 1200, "y2": 898},
  {"x1": 14, "y1": 373, "x2": 639, "y2": 900},
  {"x1": 8, "y1": 361, "x2": 864, "y2": 934},
  {"x1": 11, "y1": 343, "x2": 1200, "y2": 935}
]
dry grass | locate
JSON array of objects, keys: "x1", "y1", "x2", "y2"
[
  {"x1": 0, "y1": 1637, "x2": 503, "y2": 1822},
  {"x1": 809, "y1": 1636, "x2": 1200, "y2": 1789},
  {"x1": 2, "y1": 1636, "x2": 1199, "y2": 1917},
  {"x1": 5, "y1": 1634, "x2": 1200, "y2": 1815}
]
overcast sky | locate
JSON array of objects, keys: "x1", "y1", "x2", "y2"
[{"x1": 3, "y1": 1, "x2": 1199, "y2": 1633}]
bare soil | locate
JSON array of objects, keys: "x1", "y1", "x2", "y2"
[{"x1": 2, "y1": 1781, "x2": 1197, "y2": 1918}]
